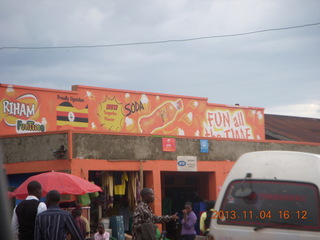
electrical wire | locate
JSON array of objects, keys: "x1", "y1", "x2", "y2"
[{"x1": 0, "y1": 22, "x2": 319, "y2": 51}]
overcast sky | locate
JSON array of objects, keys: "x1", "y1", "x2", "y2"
[{"x1": 0, "y1": 0, "x2": 319, "y2": 118}]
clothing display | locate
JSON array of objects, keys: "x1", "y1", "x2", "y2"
[
  {"x1": 114, "y1": 172, "x2": 128, "y2": 195},
  {"x1": 100, "y1": 171, "x2": 142, "y2": 212},
  {"x1": 119, "y1": 206, "x2": 131, "y2": 232},
  {"x1": 102, "y1": 172, "x2": 114, "y2": 208},
  {"x1": 110, "y1": 215, "x2": 125, "y2": 240},
  {"x1": 77, "y1": 193, "x2": 91, "y2": 206},
  {"x1": 91, "y1": 170, "x2": 143, "y2": 238},
  {"x1": 128, "y1": 172, "x2": 141, "y2": 209}
]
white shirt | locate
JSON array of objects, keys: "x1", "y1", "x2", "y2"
[
  {"x1": 94, "y1": 231, "x2": 110, "y2": 240},
  {"x1": 11, "y1": 195, "x2": 47, "y2": 240}
]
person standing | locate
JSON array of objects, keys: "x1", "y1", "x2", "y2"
[
  {"x1": 131, "y1": 187, "x2": 179, "y2": 240},
  {"x1": 72, "y1": 208, "x2": 87, "y2": 239},
  {"x1": 199, "y1": 200, "x2": 215, "y2": 237},
  {"x1": 180, "y1": 202, "x2": 197, "y2": 240},
  {"x1": 11, "y1": 180, "x2": 47, "y2": 240},
  {"x1": 81, "y1": 215, "x2": 90, "y2": 238},
  {"x1": 34, "y1": 190, "x2": 84, "y2": 240},
  {"x1": 76, "y1": 205, "x2": 91, "y2": 238}
]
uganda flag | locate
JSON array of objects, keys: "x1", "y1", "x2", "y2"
[{"x1": 56, "y1": 102, "x2": 89, "y2": 130}]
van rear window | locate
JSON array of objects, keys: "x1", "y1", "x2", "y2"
[{"x1": 217, "y1": 180, "x2": 320, "y2": 231}]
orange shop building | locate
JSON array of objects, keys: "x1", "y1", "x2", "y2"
[{"x1": 1, "y1": 83, "x2": 266, "y2": 233}]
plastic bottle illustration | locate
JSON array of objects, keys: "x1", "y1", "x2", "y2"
[{"x1": 139, "y1": 99, "x2": 183, "y2": 133}]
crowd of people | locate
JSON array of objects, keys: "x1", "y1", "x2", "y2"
[
  {"x1": 11, "y1": 181, "x2": 107, "y2": 240},
  {"x1": 131, "y1": 187, "x2": 214, "y2": 240},
  {"x1": 11, "y1": 181, "x2": 214, "y2": 240}
]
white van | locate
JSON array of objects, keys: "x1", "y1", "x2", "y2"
[{"x1": 209, "y1": 151, "x2": 320, "y2": 240}]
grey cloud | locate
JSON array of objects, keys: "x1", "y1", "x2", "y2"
[{"x1": 0, "y1": 0, "x2": 319, "y2": 118}]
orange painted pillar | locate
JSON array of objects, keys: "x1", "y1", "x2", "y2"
[
  {"x1": 70, "y1": 159, "x2": 80, "y2": 177},
  {"x1": 67, "y1": 130, "x2": 73, "y2": 160},
  {"x1": 144, "y1": 168, "x2": 162, "y2": 231},
  {"x1": 144, "y1": 169, "x2": 162, "y2": 214},
  {"x1": 70, "y1": 159, "x2": 89, "y2": 180},
  {"x1": 152, "y1": 169, "x2": 162, "y2": 216},
  {"x1": 144, "y1": 171, "x2": 155, "y2": 210}
]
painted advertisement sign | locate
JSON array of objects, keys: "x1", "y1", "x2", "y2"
[
  {"x1": 0, "y1": 84, "x2": 265, "y2": 140},
  {"x1": 1, "y1": 86, "x2": 46, "y2": 134}
]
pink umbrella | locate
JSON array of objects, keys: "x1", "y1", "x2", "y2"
[
  {"x1": 8, "y1": 191, "x2": 15, "y2": 198},
  {"x1": 13, "y1": 171, "x2": 102, "y2": 200}
]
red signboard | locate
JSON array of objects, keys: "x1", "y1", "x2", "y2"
[{"x1": 162, "y1": 138, "x2": 176, "y2": 152}]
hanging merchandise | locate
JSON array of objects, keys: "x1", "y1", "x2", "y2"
[
  {"x1": 127, "y1": 172, "x2": 136, "y2": 209},
  {"x1": 119, "y1": 197, "x2": 132, "y2": 232},
  {"x1": 77, "y1": 193, "x2": 91, "y2": 206},
  {"x1": 114, "y1": 171, "x2": 128, "y2": 196},
  {"x1": 127, "y1": 172, "x2": 142, "y2": 209},
  {"x1": 89, "y1": 181, "x2": 99, "y2": 198},
  {"x1": 110, "y1": 215, "x2": 125, "y2": 240},
  {"x1": 102, "y1": 172, "x2": 114, "y2": 208}
]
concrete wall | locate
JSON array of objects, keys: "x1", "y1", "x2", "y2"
[
  {"x1": 72, "y1": 133, "x2": 320, "y2": 161},
  {"x1": 2, "y1": 132, "x2": 320, "y2": 164},
  {"x1": 1, "y1": 133, "x2": 68, "y2": 164}
]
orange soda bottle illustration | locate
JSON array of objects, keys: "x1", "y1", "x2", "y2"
[{"x1": 139, "y1": 99, "x2": 183, "y2": 133}]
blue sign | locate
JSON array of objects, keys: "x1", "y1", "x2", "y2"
[{"x1": 200, "y1": 139, "x2": 209, "y2": 153}]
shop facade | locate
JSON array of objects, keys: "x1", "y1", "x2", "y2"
[{"x1": 2, "y1": 83, "x2": 320, "y2": 236}]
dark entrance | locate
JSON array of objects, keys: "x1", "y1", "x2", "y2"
[{"x1": 161, "y1": 172, "x2": 210, "y2": 239}]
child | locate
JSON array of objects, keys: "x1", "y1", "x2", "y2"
[{"x1": 94, "y1": 223, "x2": 110, "y2": 240}]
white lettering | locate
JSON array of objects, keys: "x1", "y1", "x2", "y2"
[
  {"x1": 2, "y1": 101, "x2": 35, "y2": 118},
  {"x1": 13, "y1": 102, "x2": 20, "y2": 115},
  {"x1": 3, "y1": 100, "x2": 10, "y2": 113}
]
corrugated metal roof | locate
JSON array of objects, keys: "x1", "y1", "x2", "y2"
[{"x1": 265, "y1": 114, "x2": 320, "y2": 143}]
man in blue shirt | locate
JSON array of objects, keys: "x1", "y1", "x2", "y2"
[{"x1": 34, "y1": 190, "x2": 84, "y2": 240}]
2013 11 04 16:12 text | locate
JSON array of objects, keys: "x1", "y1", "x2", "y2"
[{"x1": 212, "y1": 210, "x2": 308, "y2": 220}]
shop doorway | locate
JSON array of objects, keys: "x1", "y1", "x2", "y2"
[{"x1": 161, "y1": 172, "x2": 213, "y2": 239}]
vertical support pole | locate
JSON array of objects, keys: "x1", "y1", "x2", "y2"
[
  {"x1": 140, "y1": 160, "x2": 143, "y2": 188},
  {"x1": 144, "y1": 168, "x2": 162, "y2": 232},
  {"x1": 67, "y1": 130, "x2": 73, "y2": 160},
  {"x1": 144, "y1": 169, "x2": 162, "y2": 216}
]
